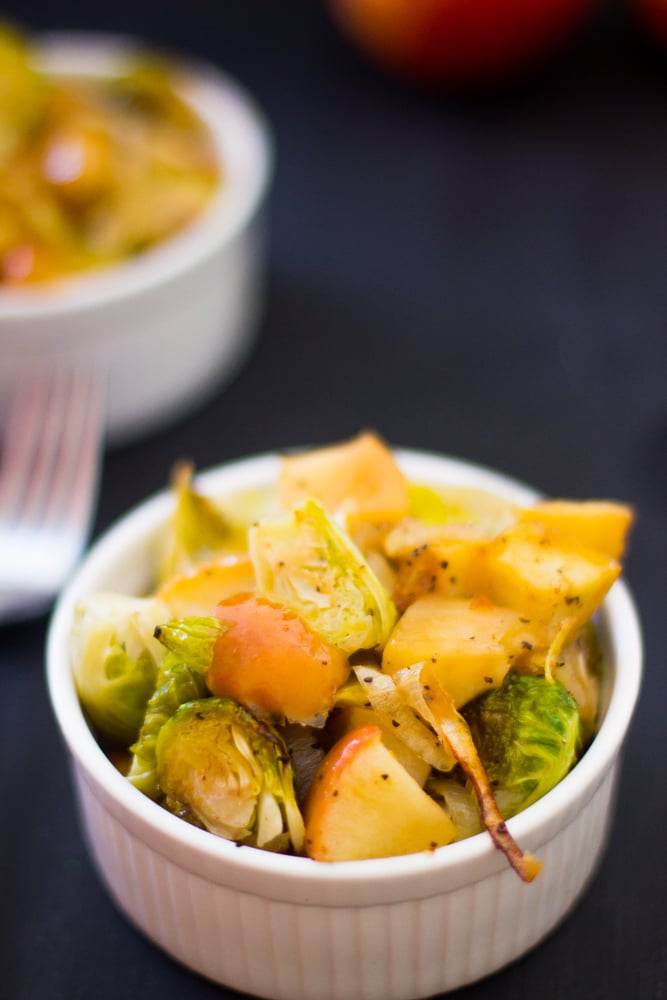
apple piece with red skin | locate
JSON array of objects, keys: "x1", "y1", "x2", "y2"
[
  {"x1": 327, "y1": 0, "x2": 600, "y2": 88},
  {"x1": 304, "y1": 724, "x2": 457, "y2": 861},
  {"x1": 208, "y1": 593, "x2": 350, "y2": 726}
]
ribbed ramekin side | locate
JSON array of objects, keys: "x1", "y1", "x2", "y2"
[{"x1": 71, "y1": 757, "x2": 619, "y2": 1000}]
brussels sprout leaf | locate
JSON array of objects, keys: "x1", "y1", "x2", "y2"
[
  {"x1": 249, "y1": 497, "x2": 397, "y2": 654},
  {"x1": 127, "y1": 651, "x2": 208, "y2": 798}
]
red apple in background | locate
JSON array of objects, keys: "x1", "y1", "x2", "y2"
[
  {"x1": 327, "y1": 0, "x2": 600, "y2": 89},
  {"x1": 634, "y1": 0, "x2": 667, "y2": 46}
]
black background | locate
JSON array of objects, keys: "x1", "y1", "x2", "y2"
[{"x1": 1, "y1": 1, "x2": 666, "y2": 998}]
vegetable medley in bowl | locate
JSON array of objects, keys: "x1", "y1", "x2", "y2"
[
  {"x1": 0, "y1": 23, "x2": 220, "y2": 286},
  {"x1": 69, "y1": 432, "x2": 634, "y2": 882}
]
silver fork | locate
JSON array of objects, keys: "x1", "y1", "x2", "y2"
[{"x1": 0, "y1": 367, "x2": 105, "y2": 624}]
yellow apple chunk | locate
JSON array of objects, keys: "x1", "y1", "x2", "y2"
[
  {"x1": 388, "y1": 530, "x2": 484, "y2": 610},
  {"x1": 471, "y1": 522, "x2": 621, "y2": 643},
  {"x1": 519, "y1": 499, "x2": 634, "y2": 561},
  {"x1": 279, "y1": 431, "x2": 410, "y2": 521},
  {"x1": 158, "y1": 553, "x2": 256, "y2": 617},
  {"x1": 382, "y1": 593, "x2": 537, "y2": 708},
  {"x1": 304, "y1": 725, "x2": 456, "y2": 861}
]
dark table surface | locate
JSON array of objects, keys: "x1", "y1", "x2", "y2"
[{"x1": 2, "y1": 1, "x2": 666, "y2": 998}]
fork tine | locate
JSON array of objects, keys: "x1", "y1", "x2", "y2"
[
  {"x1": 0, "y1": 372, "x2": 58, "y2": 519},
  {"x1": 15, "y1": 371, "x2": 73, "y2": 525},
  {"x1": 69, "y1": 371, "x2": 105, "y2": 529},
  {"x1": 40, "y1": 368, "x2": 105, "y2": 533},
  {"x1": 0, "y1": 366, "x2": 105, "y2": 606}
]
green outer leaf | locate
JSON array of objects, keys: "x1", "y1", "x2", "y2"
[
  {"x1": 127, "y1": 652, "x2": 208, "y2": 798},
  {"x1": 153, "y1": 616, "x2": 225, "y2": 673}
]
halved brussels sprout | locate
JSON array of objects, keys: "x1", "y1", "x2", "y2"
[
  {"x1": 462, "y1": 672, "x2": 582, "y2": 819},
  {"x1": 70, "y1": 592, "x2": 170, "y2": 745},
  {"x1": 248, "y1": 498, "x2": 397, "y2": 655},
  {"x1": 157, "y1": 463, "x2": 240, "y2": 585},
  {"x1": 156, "y1": 697, "x2": 305, "y2": 852},
  {"x1": 407, "y1": 483, "x2": 517, "y2": 535}
]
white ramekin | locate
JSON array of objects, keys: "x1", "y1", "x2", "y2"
[
  {"x1": 0, "y1": 34, "x2": 273, "y2": 444},
  {"x1": 46, "y1": 449, "x2": 643, "y2": 1000}
]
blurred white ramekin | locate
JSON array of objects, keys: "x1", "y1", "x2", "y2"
[{"x1": 0, "y1": 33, "x2": 273, "y2": 444}]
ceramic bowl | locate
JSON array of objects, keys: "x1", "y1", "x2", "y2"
[
  {"x1": 0, "y1": 33, "x2": 273, "y2": 444},
  {"x1": 46, "y1": 449, "x2": 643, "y2": 1000}
]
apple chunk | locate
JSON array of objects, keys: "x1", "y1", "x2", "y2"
[
  {"x1": 304, "y1": 725, "x2": 457, "y2": 862},
  {"x1": 471, "y1": 522, "x2": 621, "y2": 643},
  {"x1": 158, "y1": 554, "x2": 256, "y2": 617},
  {"x1": 279, "y1": 431, "x2": 410, "y2": 521},
  {"x1": 210, "y1": 593, "x2": 350, "y2": 726},
  {"x1": 382, "y1": 593, "x2": 537, "y2": 708},
  {"x1": 518, "y1": 499, "x2": 634, "y2": 561}
]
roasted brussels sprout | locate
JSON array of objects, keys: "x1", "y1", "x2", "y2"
[
  {"x1": 407, "y1": 483, "x2": 517, "y2": 535},
  {"x1": 463, "y1": 672, "x2": 582, "y2": 819},
  {"x1": 128, "y1": 615, "x2": 265, "y2": 796},
  {"x1": 248, "y1": 497, "x2": 397, "y2": 654},
  {"x1": 155, "y1": 697, "x2": 305, "y2": 852},
  {"x1": 70, "y1": 593, "x2": 170, "y2": 745},
  {"x1": 158, "y1": 464, "x2": 239, "y2": 584}
]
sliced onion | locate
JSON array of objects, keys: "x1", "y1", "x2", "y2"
[{"x1": 352, "y1": 664, "x2": 455, "y2": 772}]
